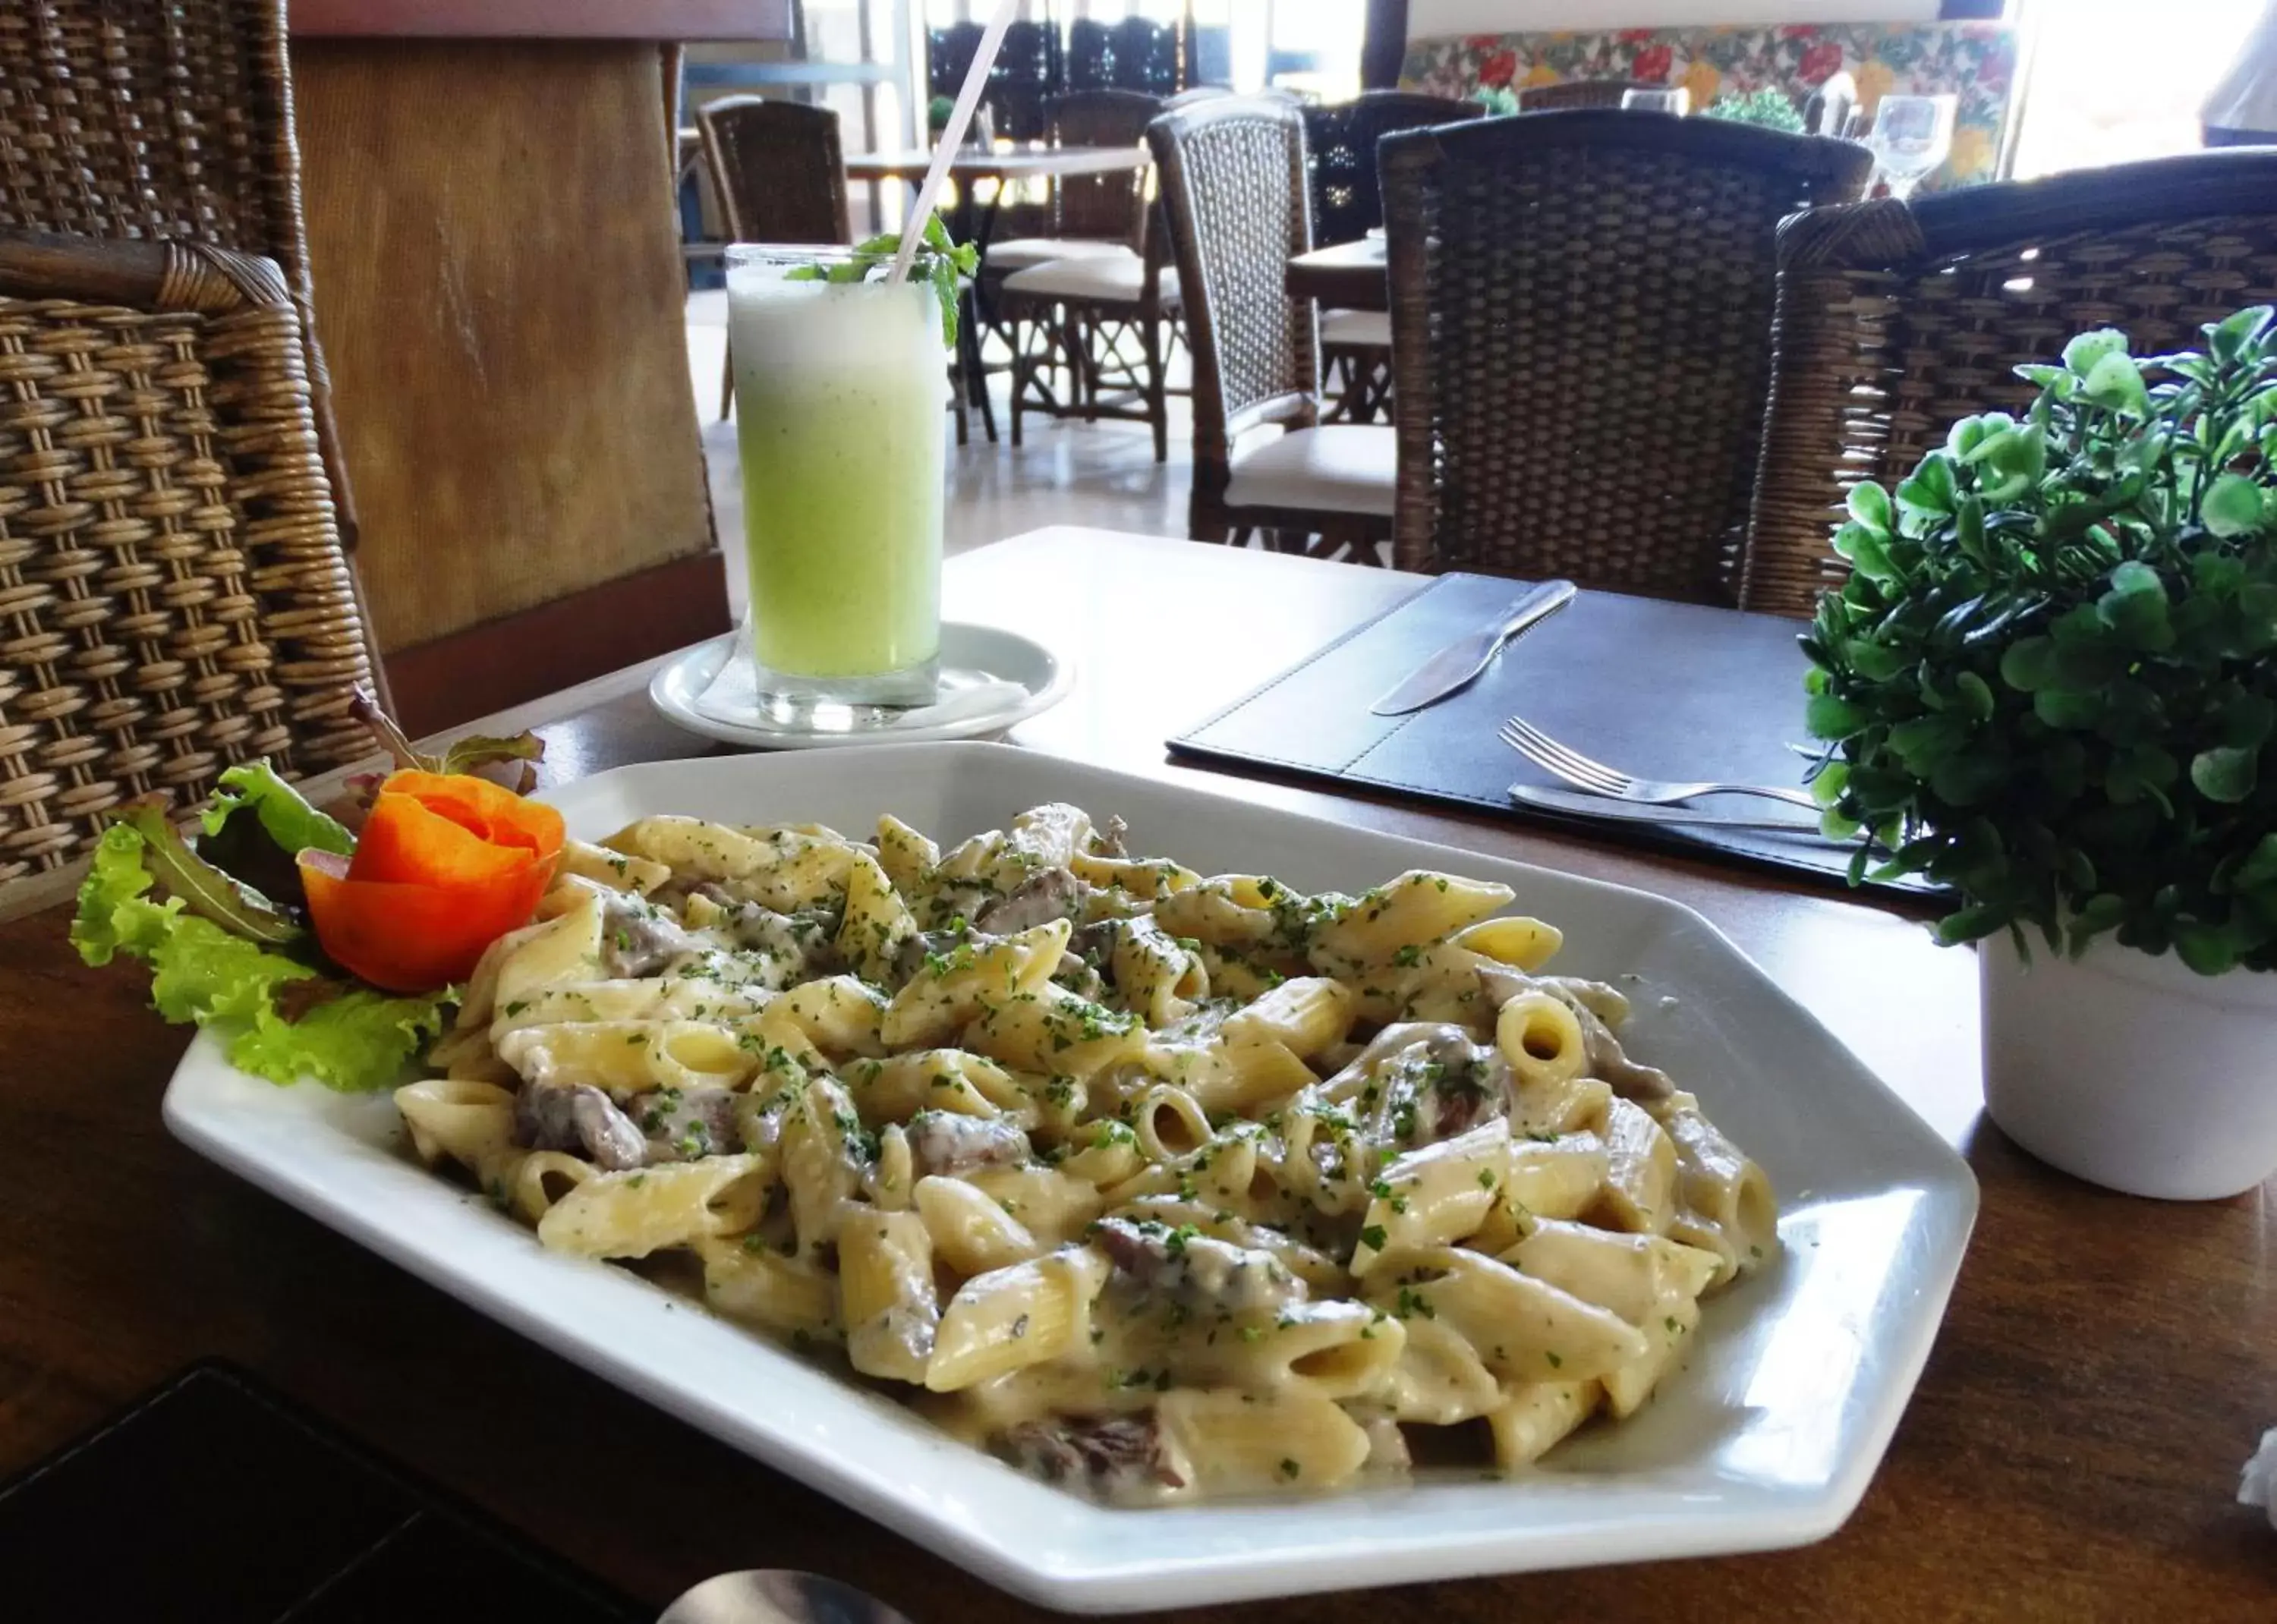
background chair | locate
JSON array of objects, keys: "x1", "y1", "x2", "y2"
[
  {"x1": 1381, "y1": 111, "x2": 1872, "y2": 599},
  {"x1": 1149, "y1": 96, "x2": 1394, "y2": 554},
  {"x1": 1517, "y1": 80, "x2": 1647, "y2": 112},
  {"x1": 697, "y1": 98, "x2": 850, "y2": 420},
  {"x1": 999, "y1": 93, "x2": 1175, "y2": 461},
  {"x1": 0, "y1": 231, "x2": 383, "y2": 901},
  {"x1": 1745, "y1": 150, "x2": 2277, "y2": 618},
  {"x1": 1302, "y1": 90, "x2": 1481, "y2": 423}
]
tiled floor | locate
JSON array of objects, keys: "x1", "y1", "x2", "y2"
[{"x1": 688, "y1": 290, "x2": 1191, "y2": 615}]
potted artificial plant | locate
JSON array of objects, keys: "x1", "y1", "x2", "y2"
[{"x1": 1805, "y1": 307, "x2": 2277, "y2": 1200}]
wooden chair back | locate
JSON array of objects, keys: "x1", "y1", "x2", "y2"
[
  {"x1": 1046, "y1": 90, "x2": 1163, "y2": 246},
  {"x1": 1148, "y1": 95, "x2": 1319, "y2": 526},
  {"x1": 698, "y1": 98, "x2": 851, "y2": 246},
  {"x1": 1302, "y1": 91, "x2": 1482, "y2": 248},
  {"x1": 1517, "y1": 80, "x2": 1648, "y2": 112},
  {"x1": 1380, "y1": 110, "x2": 1872, "y2": 596},
  {"x1": 1745, "y1": 149, "x2": 2277, "y2": 616},
  {"x1": 0, "y1": 230, "x2": 383, "y2": 902}
]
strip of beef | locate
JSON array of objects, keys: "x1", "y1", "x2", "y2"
[
  {"x1": 975, "y1": 866, "x2": 1079, "y2": 935},
  {"x1": 1091, "y1": 1216, "x2": 1307, "y2": 1314},
  {"x1": 906, "y1": 1109, "x2": 1031, "y2": 1176},
  {"x1": 631, "y1": 1086, "x2": 745, "y2": 1162},
  {"x1": 515, "y1": 1082, "x2": 647, "y2": 1172},
  {"x1": 891, "y1": 927, "x2": 965, "y2": 987},
  {"x1": 599, "y1": 892, "x2": 705, "y2": 979},
  {"x1": 997, "y1": 1412, "x2": 1184, "y2": 1501}
]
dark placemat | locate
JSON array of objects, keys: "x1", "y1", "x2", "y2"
[
  {"x1": 0, "y1": 1361, "x2": 646, "y2": 1624},
  {"x1": 1171, "y1": 571, "x2": 1929, "y2": 897}
]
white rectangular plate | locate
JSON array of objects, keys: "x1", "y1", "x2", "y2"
[{"x1": 163, "y1": 743, "x2": 1976, "y2": 1612}]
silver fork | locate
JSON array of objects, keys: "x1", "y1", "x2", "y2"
[{"x1": 1498, "y1": 716, "x2": 1822, "y2": 811}]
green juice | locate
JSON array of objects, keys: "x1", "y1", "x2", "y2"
[{"x1": 729, "y1": 269, "x2": 946, "y2": 700}]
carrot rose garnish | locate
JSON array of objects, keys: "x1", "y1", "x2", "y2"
[{"x1": 301, "y1": 770, "x2": 565, "y2": 992}]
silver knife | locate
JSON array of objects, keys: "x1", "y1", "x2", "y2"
[
  {"x1": 1369, "y1": 579, "x2": 1578, "y2": 716},
  {"x1": 1510, "y1": 783, "x2": 1832, "y2": 836}
]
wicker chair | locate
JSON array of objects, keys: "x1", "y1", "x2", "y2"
[
  {"x1": 1743, "y1": 149, "x2": 2277, "y2": 618},
  {"x1": 0, "y1": 0, "x2": 354, "y2": 552},
  {"x1": 1517, "y1": 80, "x2": 1649, "y2": 112},
  {"x1": 1379, "y1": 111, "x2": 1872, "y2": 597},
  {"x1": 1149, "y1": 96, "x2": 1394, "y2": 553},
  {"x1": 987, "y1": 90, "x2": 1162, "y2": 275},
  {"x1": 696, "y1": 98, "x2": 849, "y2": 421},
  {"x1": 0, "y1": 230, "x2": 383, "y2": 904},
  {"x1": 1302, "y1": 92, "x2": 1481, "y2": 424}
]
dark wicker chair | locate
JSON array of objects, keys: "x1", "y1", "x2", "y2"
[
  {"x1": 1379, "y1": 111, "x2": 1871, "y2": 597},
  {"x1": 997, "y1": 91, "x2": 1174, "y2": 458},
  {"x1": 990, "y1": 20, "x2": 1064, "y2": 142},
  {"x1": 1518, "y1": 80, "x2": 1649, "y2": 112},
  {"x1": 0, "y1": 230, "x2": 384, "y2": 903},
  {"x1": 1150, "y1": 96, "x2": 1394, "y2": 554},
  {"x1": 0, "y1": 0, "x2": 355, "y2": 552},
  {"x1": 1744, "y1": 149, "x2": 2277, "y2": 618},
  {"x1": 1302, "y1": 91, "x2": 1482, "y2": 424},
  {"x1": 697, "y1": 98, "x2": 850, "y2": 420}
]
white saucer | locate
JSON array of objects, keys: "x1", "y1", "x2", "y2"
[{"x1": 649, "y1": 623, "x2": 1072, "y2": 749}]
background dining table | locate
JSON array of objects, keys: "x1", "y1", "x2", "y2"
[
  {"x1": 2, "y1": 527, "x2": 2269, "y2": 1620},
  {"x1": 1287, "y1": 236, "x2": 1389, "y2": 313}
]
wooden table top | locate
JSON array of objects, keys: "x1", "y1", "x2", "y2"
[
  {"x1": 846, "y1": 144, "x2": 1151, "y2": 184},
  {"x1": 1288, "y1": 236, "x2": 1387, "y2": 314},
  {"x1": 5, "y1": 528, "x2": 2271, "y2": 1619}
]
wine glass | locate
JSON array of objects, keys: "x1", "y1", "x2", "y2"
[
  {"x1": 1866, "y1": 93, "x2": 1956, "y2": 202},
  {"x1": 1620, "y1": 87, "x2": 1691, "y2": 115}
]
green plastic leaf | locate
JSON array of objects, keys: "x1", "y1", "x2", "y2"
[
  {"x1": 1845, "y1": 481, "x2": 1893, "y2": 535},
  {"x1": 2096, "y1": 559, "x2": 2172, "y2": 649},
  {"x1": 2061, "y1": 328, "x2": 2130, "y2": 376},
  {"x1": 2191, "y1": 744, "x2": 2260, "y2": 804},
  {"x1": 2234, "y1": 833, "x2": 2277, "y2": 892},
  {"x1": 1954, "y1": 670, "x2": 1995, "y2": 722},
  {"x1": 1998, "y1": 636, "x2": 2058, "y2": 692},
  {"x1": 2171, "y1": 923, "x2": 2238, "y2": 977},
  {"x1": 1895, "y1": 454, "x2": 1957, "y2": 518},
  {"x1": 2082, "y1": 351, "x2": 2151, "y2": 417},
  {"x1": 2202, "y1": 472, "x2": 2267, "y2": 539},
  {"x1": 1805, "y1": 692, "x2": 1867, "y2": 739},
  {"x1": 2034, "y1": 688, "x2": 2103, "y2": 729}
]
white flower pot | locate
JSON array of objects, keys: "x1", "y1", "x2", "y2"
[{"x1": 1980, "y1": 933, "x2": 2277, "y2": 1200}]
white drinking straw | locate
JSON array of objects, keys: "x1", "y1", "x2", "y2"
[{"x1": 887, "y1": 0, "x2": 1020, "y2": 286}]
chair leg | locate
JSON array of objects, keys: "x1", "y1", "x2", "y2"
[
  {"x1": 1009, "y1": 314, "x2": 1030, "y2": 448},
  {"x1": 1142, "y1": 315, "x2": 1167, "y2": 464},
  {"x1": 720, "y1": 340, "x2": 734, "y2": 422}
]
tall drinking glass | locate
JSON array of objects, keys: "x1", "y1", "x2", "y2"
[{"x1": 726, "y1": 244, "x2": 948, "y2": 715}]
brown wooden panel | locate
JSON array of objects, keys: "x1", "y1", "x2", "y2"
[
  {"x1": 383, "y1": 550, "x2": 729, "y2": 735},
  {"x1": 294, "y1": 40, "x2": 719, "y2": 658},
  {"x1": 290, "y1": 0, "x2": 794, "y2": 39}
]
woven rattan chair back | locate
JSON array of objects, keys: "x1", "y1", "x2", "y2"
[
  {"x1": 1517, "y1": 80, "x2": 1649, "y2": 112},
  {"x1": 1047, "y1": 90, "x2": 1162, "y2": 245},
  {"x1": 1149, "y1": 96, "x2": 1320, "y2": 526},
  {"x1": 1381, "y1": 111, "x2": 1872, "y2": 598},
  {"x1": 0, "y1": 230, "x2": 381, "y2": 902},
  {"x1": 1744, "y1": 150, "x2": 2277, "y2": 617},
  {"x1": 698, "y1": 98, "x2": 851, "y2": 246},
  {"x1": 1302, "y1": 92, "x2": 1480, "y2": 248},
  {"x1": 0, "y1": 0, "x2": 354, "y2": 548}
]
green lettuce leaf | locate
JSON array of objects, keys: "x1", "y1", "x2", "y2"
[
  {"x1": 201, "y1": 762, "x2": 354, "y2": 856},
  {"x1": 73, "y1": 822, "x2": 446, "y2": 1092}
]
